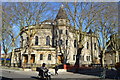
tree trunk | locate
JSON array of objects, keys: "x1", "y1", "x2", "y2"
[
  {"x1": 9, "y1": 53, "x2": 12, "y2": 67},
  {"x1": 4, "y1": 54, "x2": 7, "y2": 66},
  {"x1": 100, "y1": 53, "x2": 103, "y2": 67},
  {"x1": 74, "y1": 46, "x2": 83, "y2": 73},
  {"x1": 74, "y1": 48, "x2": 82, "y2": 67},
  {"x1": 11, "y1": 49, "x2": 15, "y2": 67},
  {"x1": 115, "y1": 51, "x2": 119, "y2": 63},
  {"x1": 101, "y1": 51, "x2": 105, "y2": 67}
]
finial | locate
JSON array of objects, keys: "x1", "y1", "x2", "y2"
[{"x1": 61, "y1": 4, "x2": 64, "y2": 8}]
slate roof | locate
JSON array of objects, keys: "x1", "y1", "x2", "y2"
[{"x1": 55, "y1": 5, "x2": 68, "y2": 20}]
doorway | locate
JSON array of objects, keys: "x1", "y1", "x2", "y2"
[
  {"x1": 23, "y1": 55, "x2": 28, "y2": 63},
  {"x1": 30, "y1": 54, "x2": 35, "y2": 63}
]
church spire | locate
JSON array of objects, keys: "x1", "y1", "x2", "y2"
[{"x1": 55, "y1": 5, "x2": 68, "y2": 20}]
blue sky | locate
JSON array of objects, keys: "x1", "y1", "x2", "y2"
[{"x1": 1, "y1": 0, "x2": 120, "y2": 2}]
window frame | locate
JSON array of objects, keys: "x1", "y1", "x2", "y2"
[
  {"x1": 46, "y1": 36, "x2": 50, "y2": 46},
  {"x1": 86, "y1": 56, "x2": 90, "y2": 61},
  {"x1": 48, "y1": 54, "x2": 51, "y2": 60},
  {"x1": 35, "y1": 36, "x2": 38, "y2": 45}
]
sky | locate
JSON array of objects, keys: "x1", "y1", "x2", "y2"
[{"x1": 0, "y1": 0, "x2": 120, "y2": 2}]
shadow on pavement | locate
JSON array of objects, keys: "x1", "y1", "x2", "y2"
[
  {"x1": 1, "y1": 76, "x2": 39, "y2": 80},
  {"x1": 31, "y1": 76, "x2": 47, "y2": 80},
  {"x1": 31, "y1": 76, "x2": 39, "y2": 79},
  {"x1": 1, "y1": 77, "x2": 13, "y2": 80},
  {"x1": 67, "y1": 67, "x2": 120, "y2": 79}
]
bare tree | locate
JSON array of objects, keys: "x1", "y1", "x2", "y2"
[
  {"x1": 63, "y1": 2, "x2": 107, "y2": 67},
  {"x1": 93, "y1": 2, "x2": 118, "y2": 67},
  {"x1": 2, "y1": 4, "x2": 16, "y2": 65},
  {"x1": 2, "y1": 2, "x2": 53, "y2": 66}
]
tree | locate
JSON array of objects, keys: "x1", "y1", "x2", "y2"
[
  {"x1": 2, "y1": 2, "x2": 53, "y2": 67},
  {"x1": 93, "y1": 2, "x2": 118, "y2": 67},
  {"x1": 2, "y1": 4, "x2": 16, "y2": 66},
  {"x1": 64, "y1": 2, "x2": 107, "y2": 67}
]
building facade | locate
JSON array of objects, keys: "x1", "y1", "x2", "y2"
[
  {"x1": 11, "y1": 6, "x2": 100, "y2": 67},
  {"x1": 104, "y1": 34, "x2": 120, "y2": 66}
]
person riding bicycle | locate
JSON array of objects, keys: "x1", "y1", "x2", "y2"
[{"x1": 39, "y1": 63, "x2": 49, "y2": 78}]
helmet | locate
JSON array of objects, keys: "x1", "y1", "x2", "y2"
[{"x1": 42, "y1": 63, "x2": 46, "y2": 67}]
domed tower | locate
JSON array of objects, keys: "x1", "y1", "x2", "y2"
[
  {"x1": 55, "y1": 5, "x2": 70, "y2": 26},
  {"x1": 54, "y1": 5, "x2": 70, "y2": 64}
]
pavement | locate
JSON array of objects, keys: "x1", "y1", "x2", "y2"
[
  {"x1": 0, "y1": 67, "x2": 100, "y2": 79},
  {"x1": 0, "y1": 67, "x2": 117, "y2": 80}
]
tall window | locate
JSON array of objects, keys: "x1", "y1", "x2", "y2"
[
  {"x1": 40, "y1": 54, "x2": 43, "y2": 60},
  {"x1": 27, "y1": 37, "x2": 29, "y2": 41},
  {"x1": 74, "y1": 40, "x2": 77, "y2": 48},
  {"x1": 73, "y1": 55, "x2": 76, "y2": 60},
  {"x1": 59, "y1": 39, "x2": 62, "y2": 45},
  {"x1": 94, "y1": 43, "x2": 96, "y2": 50},
  {"x1": 35, "y1": 36, "x2": 38, "y2": 45},
  {"x1": 66, "y1": 30, "x2": 68, "y2": 35},
  {"x1": 55, "y1": 30, "x2": 57, "y2": 35},
  {"x1": 66, "y1": 40, "x2": 68, "y2": 46},
  {"x1": 46, "y1": 36, "x2": 50, "y2": 46},
  {"x1": 86, "y1": 56, "x2": 90, "y2": 61},
  {"x1": 87, "y1": 42, "x2": 89, "y2": 49},
  {"x1": 54, "y1": 40, "x2": 57, "y2": 46},
  {"x1": 48, "y1": 54, "x2": 51, "y2": 60},
  {"x1": 59, "y1": 30, "x2": 63, "y2": 34}
]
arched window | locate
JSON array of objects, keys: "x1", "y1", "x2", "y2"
[
  {"x1": 48, "y1": 54, "x2": 51, "y2": 60},
  {"x1": 35, "y1": 36, "x2": 38, "y2": 45},
  {"x1": 46, "y1": 36, "x2": 50, "y2": 46},
  {"x1": 94, "y1": 43, "x2": 96, "y2": 50},
  {"x1": 40, "y1": 54, "x2": 43, "y2": 60}
]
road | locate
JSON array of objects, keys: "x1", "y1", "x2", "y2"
[
  {"x1": 1, "y1": 68, "x2": 112, "y2": 80},
  {"x1": 1, "y1": 69, "x2": 37, "y2": 80}
]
